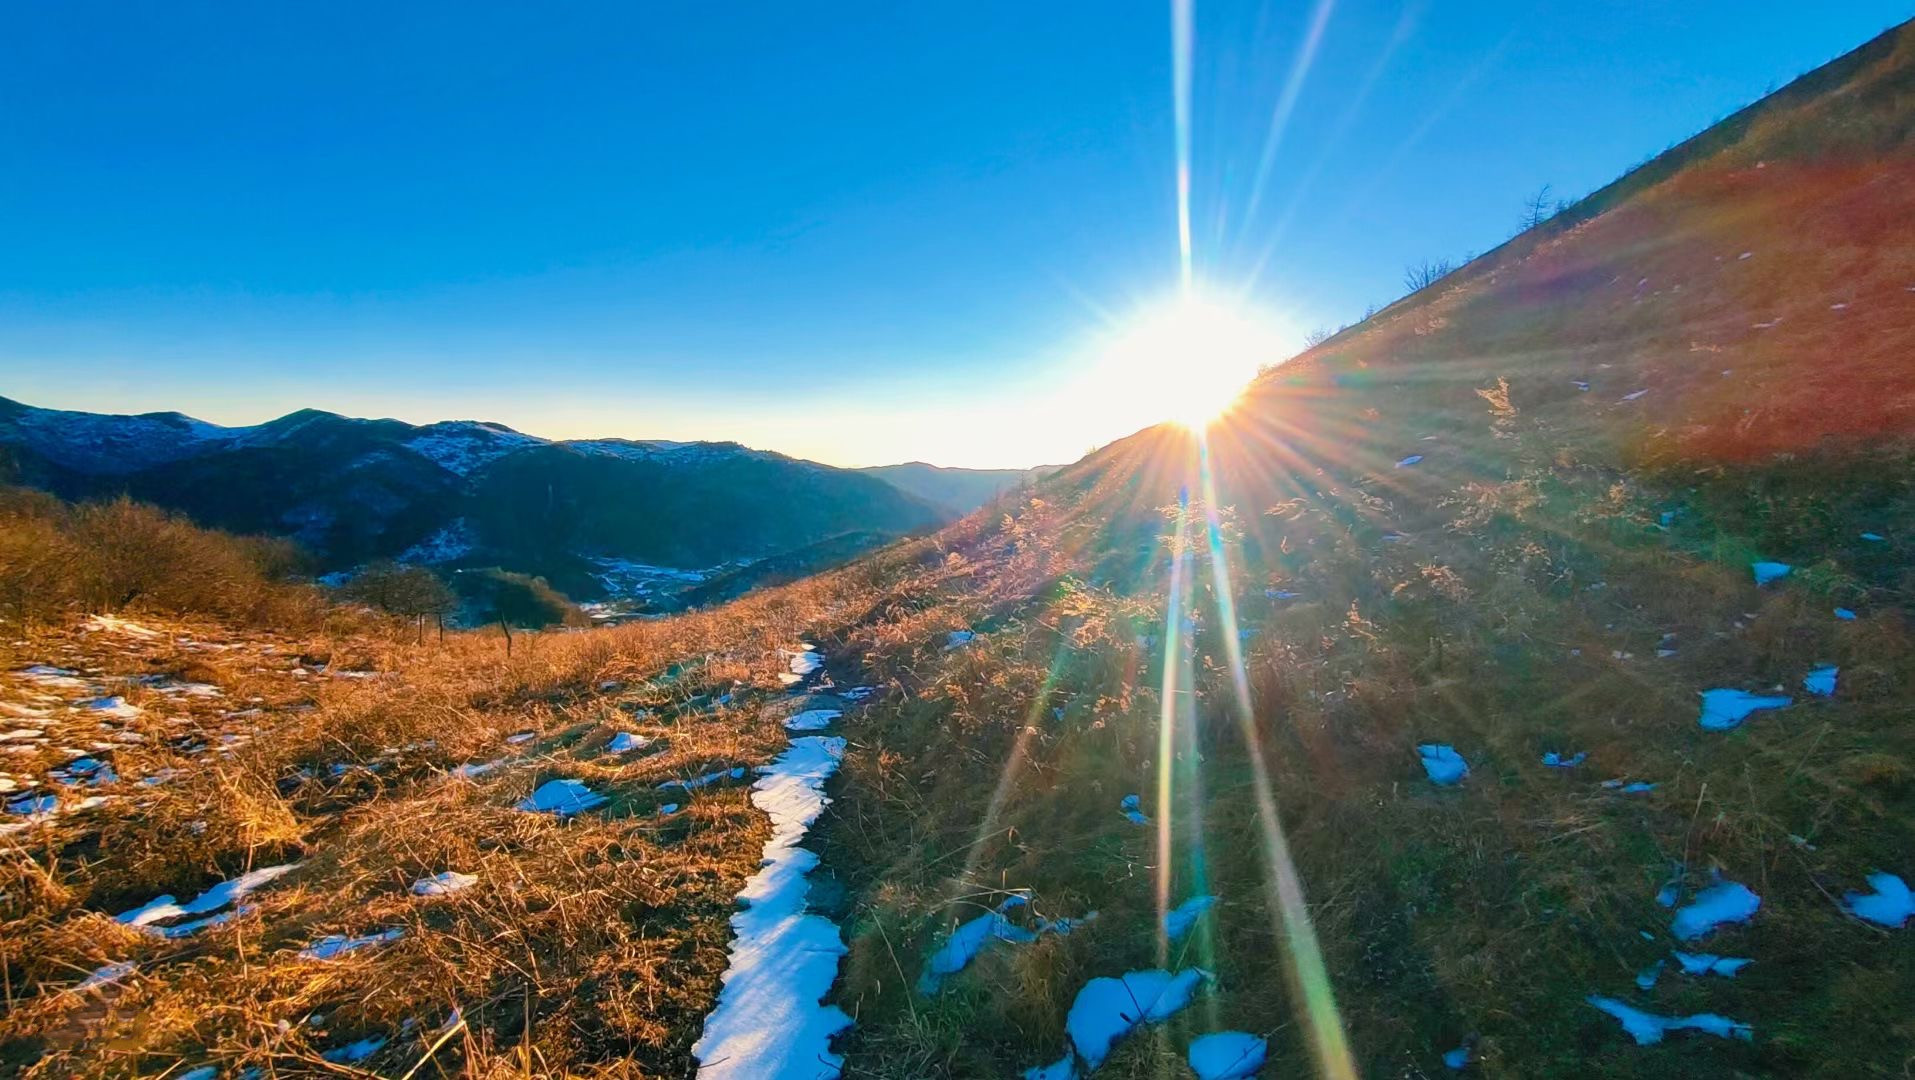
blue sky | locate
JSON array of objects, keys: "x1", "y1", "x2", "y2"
[{"x1": 2, "y1": 1, "x2": 1907, "y2": 467}]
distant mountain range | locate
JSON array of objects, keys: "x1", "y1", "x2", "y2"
[
  {"x1": 0, "y1": 397, "x2": 1035, "y2": 605},
  {"x1": 855, "y1": 461, "x2": 1055, "y2": 516}
]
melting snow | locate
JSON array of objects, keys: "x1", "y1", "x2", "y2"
[
  {"x1": 83, "y1": 696, "x2": 142, "y2": 720},
  {"x1": 1064, "y1": 968, "x2": 1211, "y2": 1068},
  {"x1": 787, "y1": 650, "x2": 823, "y2": 676},
  {"x1": 518, "y1": 779, "x2": 609, "y2": 816},
  {"x1": 1672, "y1": 951, "x2": 1752, "y2": 977},
  {"x1": 946, "y1": 630, "x2": 976, "y2": 649},
  {"x1": 79, "y1": 960, "x2": 135, "y2": 990},
  {"x1": 116, "y1": 863, "x2": 300, "y2": 937},
  {"x1": 301, "y1": 928, "x2": 404, "y2": 960},
  {"x1": 1120, "y1": 793, "x2": 1150, "y2": 825},
  {"x1": 1751, "y1": 561, "x2": 1792, "y2": 586},
  {"x1": 1442, "y1": 1044, "x2": 1471, "y2": 1069},
  {"x1": 1024, "y1": 1057, "x2": 1076, "y2": 1080},
  {"x1": 504, "y1": 731, "x2": 536, "y2": 745},
  {"x1": 7, "y1": 792, "x2": 58, "y2": 817},
  {"x1": 918, "y1": 895, "x2": 1036, "y2": 993},
  {"x1": 1619, "y1": 389, "x2": 1649, "y2": 402},
  {"x1": 662, "y1": 766, "x2": 746, "y2": 791},
  {"x1": 1860, "y1": 532, "x2": 1885, "y2": 541},
  {"x1": 692, "y1": 735, "x2": 851, "y2": 1078},
  {"x1": 1843, "y1": 872, "x2": 1914, "y2": 928},
  {"x1": 1541, "y1": 751, "x2": 1586, "y2": 769},
  {"x1": 1834, "y1": 607, "x2": 1857, "y2": 620},
  {"x1": 1395, "y1": 454, "x2": 1424, "y2": 468},
  {"x1": 785, "y1": 709, "x2": 841, "y2": 732},
  {"x1": 1671, "y1": 880, "x2": 1760, "y2": 940},
  {"x1": 1602, "y1": 779, "x2": 1656, "y2": 794},
  {"x1": 1635, "y1": 959, "x2": 1664, "y2": 989},
  {"x1": 1586, "y1": 996, "x2": 1751, "y2": 1045},
  {"x1": 1803, "y1": 664, "x2": 1837, "y2": 697},
  {"x1": 1188, "y1": 1031, "x2": 1267, "y2": 1080},
  {"x1": 321, "y1": 1034, "x2": 389, "y2": 1064},
  {"x1": 607, "y1": 731, "x2": 654, "y2": 753},
  {"x1": 1418, "y1": 744, "x2": 1468, "y2": 785},
  {"x1": 1164, "y1": 895, "x2": 1217, "y2": 942},
  {"x1": 1698, "y1": 689, "x2": 1791, "y2": 731},
  {"x1": 412, "y1": 871, "x2": 478, "y2": 896}
]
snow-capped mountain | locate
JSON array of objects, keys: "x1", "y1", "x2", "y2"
[{"x1": 0, "y1": 397, "x2": 949, "y2": 602}]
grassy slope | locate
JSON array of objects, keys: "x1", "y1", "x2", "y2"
[
  {"x1": 8, "y1": 21, "x2": 1915, "y2": 1080},
  {"x1": 800, "y1": 22, "x2": 1915, "y2": 1079}
]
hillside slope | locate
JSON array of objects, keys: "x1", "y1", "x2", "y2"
[
  {"x1": 7, "y1": 21, "x2": 1915, "y2": 1080},
  {"x1": 0, "y1": 400, "x2": 949, "y2": 600},
  {"x1": 789, "y1": 22, "x2": 1915, "y2": 1079}
]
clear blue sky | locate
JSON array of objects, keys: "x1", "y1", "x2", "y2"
[{"x1": 2, "y1": 2, "x2": 1906, "y2": 467}]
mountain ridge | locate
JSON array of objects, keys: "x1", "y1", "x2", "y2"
[{"x1": 0, "y1": 395, "x2": 985, "y2": 603}]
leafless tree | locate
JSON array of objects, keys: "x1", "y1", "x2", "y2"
[{"x1": 1403, "y1": 258, "x2": 1455, "y2": 293}]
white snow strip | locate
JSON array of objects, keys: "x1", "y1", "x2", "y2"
[
  {"x1": 785, "y1": 709, "x2": 842, "y2": 732},
  {"x1": 301, "y1": 928, "x2": 404, "y2": 960},
  {"x1": 607, "y1": 731, "x2": 654, "y2": 753},
  {"x1": 692, "y1": 735, "x2": 851, "y2": 1078},
  {"x1": 412, "y1": 871, "x2": 479, "y2": 897},
  {"x1": 116, "y1": 863, "x2": 300, "y2": 937}
]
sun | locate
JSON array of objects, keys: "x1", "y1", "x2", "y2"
[{"x1": 1099, "y1": 291, "x2": 1294, "y2": 428}]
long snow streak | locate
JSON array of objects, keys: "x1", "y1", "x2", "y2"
[{"x1": 692, "y1": 736, "x2": 852, "y2": 1079}]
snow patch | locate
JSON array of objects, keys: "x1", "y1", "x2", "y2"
[
  {"x1": 301, "y1": 927, "x2": 404, "y2": 960},
  {"x1": 1803, "y1": 664, "x2": 1837, "y2": 697},
  {"x1": 918, "y1": 895, "x2": 1036, "y2": 993},
  {"x1": 1843, "y1": 872, "x2": 1914, "y2": 928},
  {"x1": 607, "y1": 731, "x2": 654, "y2": 753},
  {"x1": 784, "y1": 709, "x2": 841, "y2": 731},
  {"x1": 1064, "y1": 968, "x2": 1211, "y2": 1068},
  {"x1": 1164, "y1": 895, "x2": 1218, "y2": 942},
  {"x1": 692, "y1": 735, "x2": 851, "y2": 1078},
  {"x1": 116, "y1": 863, "x2": 300, "y2": 937},
  {"x1": 1418, "y1": 744, "x2": 1468, "y2": 785},
  {"x1": 1698, "y1": 689, "x2": 1791, "y2": 731},
  {"x1": 1585, "y1": 995, "x2": 1751, "y2": 1045},
  {"x1": 1188, "y1": 1031, "x2": 1267, "y2": 1080},
  {"x1": 1671, "y1": 880, "x2": 1760, "y2": 940},
  {"x1": 413, "y1": 871, "x2": 478, "y2": 897},
  {"x1": 1672, "y1": 951, "x2": 1751, "y2": 977},
  {"x1": 517, "y1": 778, "x2": 609, "y2": 816}
]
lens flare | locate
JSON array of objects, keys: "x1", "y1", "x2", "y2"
[{"x1": 1101, "y1": 291, "x2": 1294, "y2": 429}]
